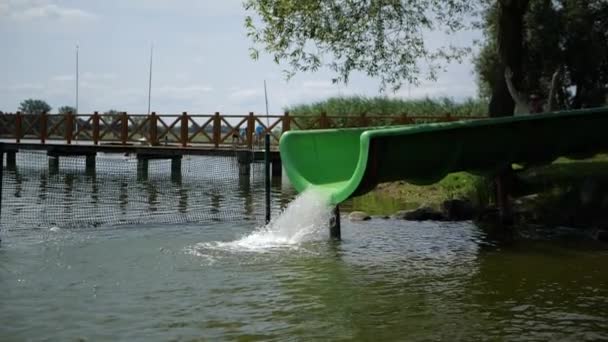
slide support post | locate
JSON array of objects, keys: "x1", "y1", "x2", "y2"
[{"x1": 330, "y1": 205, "x2": 341, "y2": 240}]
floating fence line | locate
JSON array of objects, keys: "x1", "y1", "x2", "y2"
[{"x1": 0, "y1": 147, "x2": 293, "y2": 231}]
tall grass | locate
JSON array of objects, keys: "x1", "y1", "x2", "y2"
[{"x1": 285, "y1": 96, "x2": 488, "y2": 117}]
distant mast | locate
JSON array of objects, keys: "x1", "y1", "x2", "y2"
[
  {"x1": 263, "y1": 80, "x2": 270, "y2": 127},
  {"x1": 147, "y1": 44, "x2": 153, "y2": 115},
  {"x1": 75, "y1": 44, "x2": 79, "y2": 114}
]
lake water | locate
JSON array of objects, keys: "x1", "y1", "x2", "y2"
[{"x1": 1, "y1": 154, "x2": 608, "y2": 341}]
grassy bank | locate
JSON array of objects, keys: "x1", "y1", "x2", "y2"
[
  {"x1": 347, "y1": 172, "x2": 487, "y2": 215},
  {"x1": 285, "y1": 96, "x2": 488, "y2": 117},
  {"x1": 349, "y1": 155, "x2": 608, "y2": 228},
  {"x1": 514, "y1": 155, "x2": 608, "y2": 228}
]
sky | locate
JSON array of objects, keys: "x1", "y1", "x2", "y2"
[{"x1": 0, "y1": 0, "x2": 482, "y2": 115}]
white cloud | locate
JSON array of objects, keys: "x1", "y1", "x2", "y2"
[
  {"x1": 82, "y1": 72, "x2": 117, "y2": 81},
  {"x1": 229, "y1": 88, "x2": 262, "y2": 100},
  {"x1": 0, "y1": 2, "x2": 9, "y2": 17},
  {"x1": 5, "y1": 83, "x2": 45, "y2": 91},
  {"x1": 51, "y1": 72, "x2": 118, "y2": 85},
  {"x1": 156, "y1": 84, "x2": 213, "y2": 100},
  {"x1": 2, "y1": 1, "x2": 96, "y2": 22},
  {"x1": 51, "y1": 75, "x2": 74, "y2": 82},
  {"x1": 80, "y1": 81, "x2": 112, "y2": 91},
  {"x1": 301, "y1": 80, "x2": 334, "y2": 90},
  {"x1": 121, "y1": 0, "x2": 243, "y2": 17}
]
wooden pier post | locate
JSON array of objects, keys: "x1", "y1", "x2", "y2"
[
  {"x1": 330, "y1": 205, "x2": 341, "y2": 240},
  {"x1": 6, "y1": 151, "x2": 16, "y2": 171},
  {"x1": 247, "y1": 112, "x2": 255, "y2": 149},
  {"x1": 213, "y1": 112, "x2": 221, "y2": 148},
  {"x1": 236, "y1": 150, "x2": 253, "y2": 177},
  {"x1": 48, "y1": 155, "x2": 59, "y2": 174},
  {"x1": 93, "y1": 111, "x2": 100, "y2": 145},
  {"x1": 66, "y1": 111, "x2": 74, "y2": 144},
  {"x1": 149, "y1": 112, "x2": 158, "y2": 146},
  {"x1": 15, "y1": 112, "x2": 22, "y2": 143},
  {"x1": 271, "y1": 160, "x2": 282, "y2": 178},
  {"x1": 121, "y1": 112, "x2": 128, "y2": 145},
  {"x1": 170, "y1": 156, "x2": 182, "y2": 182},
  {"x1": 359, "y1": 112, "x2": 368, "y2": 127},
  {"x1": 320, "y1": 112, "x2": 329, "y2": 129},
  {"x1": 85, "y1": 154, "x2": 96, "y2": 175},
  {"x1": 181, "y1": 112, "x2": 189, "y2": 147},
  {"x1": 137, "y1": 157, "x2": 149, "y2": 180},
  {"x1": 282, "y1": 111, "x2": 290, "y2": 133},
  {"x1": 40, "y1": 112, "x2": 48, "y2": 144}
]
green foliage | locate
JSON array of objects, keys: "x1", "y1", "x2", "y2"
[
  {"x1": 516, "y1": 155, "x2": 608, "y2": 226},
  {"x1": 244, "y1": 0, "x2": 479, "y2": 91},
  {"x1": 475, "y1": 0, "x2": 608, "y2": 107},
  {"x1": 361, "y1": 172, "x2": 489, "y2": 214},
  {"x1": 18, "y1": 99, "x2": 51, "y2": 114},
  {"x1": 103, "y1": 110, "x2": 121, "y2": 122},
  {"x1": 58, "y1": 106, "x2": 76, "y2": 115},
  {"x1": 285, "y1": 96, "x2": 488, "y2": 117}
]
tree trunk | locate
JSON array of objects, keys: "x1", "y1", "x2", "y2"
[
  {"x1": 489, "y1": 0, "x2": 530, "y2": 118},
  {"x1": 489, "y1": 0, "x2": 530, "y2": 223}
]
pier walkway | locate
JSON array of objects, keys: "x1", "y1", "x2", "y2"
[{"x1": 0, "y1": 111, "x2": 478, "y2": 178}]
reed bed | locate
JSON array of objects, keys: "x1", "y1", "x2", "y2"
[{"x1": 285, "y1": 96, "x2": 488, "y2": 117}]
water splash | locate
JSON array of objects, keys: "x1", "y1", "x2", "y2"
[{"x1": 198, "y1": 189, "x2": 333, "y2": 252}]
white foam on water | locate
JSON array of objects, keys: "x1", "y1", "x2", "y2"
[{"x1": 196, "y1": 189, "x2": 333, "y2": 253}]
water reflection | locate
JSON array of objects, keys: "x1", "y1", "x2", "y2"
[
  {"x1": 466, "y1": 239, "x2": 608, "y2": 339},
  {"x1": 11, "y1": 170, "x2": 22, "y2": 198},
  {"x1": 239, "y1": 175, "x2": 253, "y2": 219},
  {"x1": 118, "y1": 181, "x2": 128, "y2": 216},
  {"x1": 145, "y1": 181, "x2": 159, "y2": 212},
  {"x1": 177, "y1": 186, "x2": 188, "y2": 214},
  {"x1": 63, "y1": 174, "x2": 75, "y2": 217},
  {"x1": 171, "y1": 169, "x2": 182, "y2": 184},
  {"x1": 1, "y1": 153, "x2": 290, "y2": 229},
  {"x1": 37, "y1": 173, "x2": 47, "y2": 203},
  {"x1": 90, "y1": 173, "x2": 99, "y2": 206},
  {"x1": 209, "y1": 188, "x2": 222, "y2": 216}
]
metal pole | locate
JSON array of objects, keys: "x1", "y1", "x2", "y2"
[
  {"x1": 147, "y1": 44, "x2": 153, "y2": 115},
  {"x1": 76, "y1": 44, "x2": 79, "y2": 114},
  {"x1": 263, "y1": 80, "x2": 271, "y2": 224},
  {"x1": 264, "y1": 80, "x2": 270, "y2": 127},
  {"x1": 75, "y1": 44, "x2": 79, "y2": 137},
  {"x1": 265, "y1": 133, "x2": 271, "y2": 224},
  {"x1": 330, "y1": 205, "x2": 341, "y2": 240}
]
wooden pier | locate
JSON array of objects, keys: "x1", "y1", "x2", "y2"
[
  {"x1": 0, "y1": 111, "x2": 483, "y2": 179},
  {"x1": 0, "y1": 142, "x2": 282, "y2": 179}
]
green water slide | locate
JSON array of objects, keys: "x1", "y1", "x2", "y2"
[{"x1": 279, "y1": 107, "x2": 608, "y2": 205}]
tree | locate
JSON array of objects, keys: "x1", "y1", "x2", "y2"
[
  {"x1": 243, "y1": 0, "x2": 555, "y2": 221},
  {"x1": 102, "y1": 109, "x2": 123, "y2": 135},
  {"x1": 249, "y1": 1, "x2": 600, "y2": 115},
  {"x1": 103, "y1": 109, "x2": 120, "y2": 122},
  {"x1": 58, "y1": 106, "x2": 77, "y2": 115},
  {"x1": 19, "y1": 99, "x2": 51, "y2": 114},
  {"x1": 475, "y1": 0, "x2": 608, "y2": 109},
  {"x1": 244, "y1": 0, "x2": 479, "y2": 91}
]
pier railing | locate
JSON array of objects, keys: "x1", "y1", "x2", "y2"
[{"x1": 0, "y1": 112, "x2": 486, "y2": 147}]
